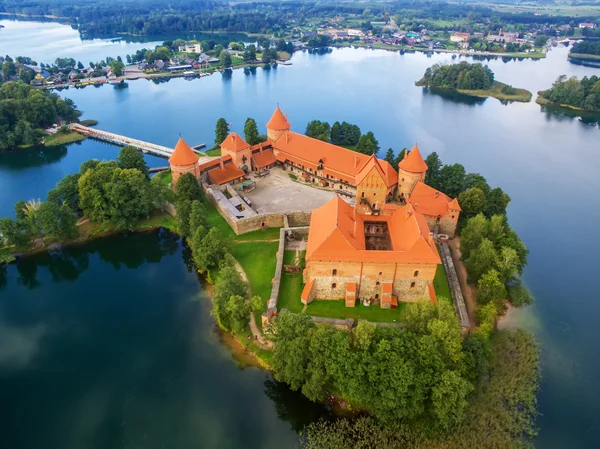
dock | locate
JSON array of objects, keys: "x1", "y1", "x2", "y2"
[{"x1": 70, "y1": 123, "x2": 205, "y2": 159}]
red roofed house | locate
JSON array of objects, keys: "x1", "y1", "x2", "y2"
[
  {"x1": 301, "y1": 197, "x2": 440, "y2": 308},
  {"x1": 408, "y1": 181, "x2": 461, "y2": 236}
]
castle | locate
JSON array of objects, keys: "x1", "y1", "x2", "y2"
[{"x1": 168, "y1": 107, "x2": 461, "y2": 308}]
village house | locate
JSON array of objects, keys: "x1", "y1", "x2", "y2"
[
  {"x1": 450, "y1": 32, "x2": 471, "y2": 43},
  {"x1": 179, "y1": 43, "x2": 202, "y2": 53}
]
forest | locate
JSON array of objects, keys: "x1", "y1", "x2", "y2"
[
  {"x1": 570, "y1": 40, "x2": 600, "y2": 56},
  {"x1": 539, "y1": 75, "x2": 600, "y2": 111},
  {"x1": 416, "y1": 62, "x2": 495, "y2": 91},
  {"x1": 0, "y1": 81, "x2": 79, "y2": 150}
]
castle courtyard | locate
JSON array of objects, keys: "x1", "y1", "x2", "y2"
[{"x1": 243, "y1": 168, "x2": 340, "y2": 214}]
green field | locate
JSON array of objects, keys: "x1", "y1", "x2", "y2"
[
  {"x1": 44, "y1": 131, "x2": 84, "y2": 147},
  {"x1": 305, "y1": 300, "x2": 408, "y2": 323},
  {"x1": 205, "y1": 201, "x2": 281, "y2": 242},
  {"x1": 433, "y1": 264, "x2": 452, "y2": 304},
  {"x1": 456, "y1": 82, "x2": 532, "y2": 103},
  {"x1": 152, "y1": 170, "x2": 172, "y2": 186}
]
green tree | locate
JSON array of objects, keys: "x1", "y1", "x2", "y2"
[
  {"x1": 47, "y1": 174, "x2": 81, "y2": 212},
  {"x1": 189, "y1": 200, "x2": 207, "y2": 235},
  {"x1": 220, "y1": 50, "x2": 232, "y2": 68},
  {"x1": 485, "y1": 187, "x2": 510, "y2": 217},
  {"x1": 175, "y1": 172, "x2": 203, "y2": 203},
  {"x1": 438, "y1": 163, "x2": 466, "y2": 198},
  {"x1": 477, "y1": 268, "x2": 507, "y2": 305},
  {"x1": 355, "y1": 131, "x2": 379, "y2": 155},
  {"x1": 14, "y1": 200, "x2": 28, "y2": 221},
  {"x1": 108, "y1": 60, "x2": 124, "y2": 77},
  {"x1": 226, "y1": 294, "x2": 262, "y2": 332},
  {"x1": 117, "y1": 145, "x2": 149, "y2": 178},
  {"x1": 192, "y1": 227, "x2": 226, "y2": 273},
  {"x1": 215, "y1": 117, "x2": 229, "y2": 146},
  {"x1": 330, "y1": 121, "x2": 342, "y2": 145},
  {"x1": 458, "y1": 187, "x2": 486, "y2": 218},
  {"x1": 430, "y1": 370, "x2": 473, "y2": 429},
  {"x1": 0, "y1": 217, "x2": 31, "y2": 248},
  {"x1": 495, "y1": 246, "x2": 519, "y2": 283},
  {"x1": 383, "y1": 148, "x2": 395, "y2": 166},
  {"x1": 424, "y1": 152, "x2": 442, "y2": 189},
  {"x1": 243, "y1": 44, "x2": 257, "y2": 62},
  {"x1": 534, "y1": 34, "x2": 548, "y2": 47},
  {"x1": 175, "y1": 200, "x2": 192, "y2": 237},
  {"x1": 104, "y1": 168, "x2": 154, "y2": 229},
  {"x1": 212, "y1": 261, "x2": 249, "y2": 329},
  {"x1": 465, "y1": 238, "x2": 498, "y2": 282},
  {"x1": 244, "y1": 117, "x2": 260, "y2": 145},
  {"x1": 305, "y1": 120, "x2": 330, "y2": 142},
  {"x1": 34, "y1": 201, "x2": 78, "y2": 242}
]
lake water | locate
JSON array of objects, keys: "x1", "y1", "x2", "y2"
[
  {"x1": 1, "y1": 22, "x2": 600, "y2": 447},
  {"x1": 0, "y1": 230, "x2": 327, "y2": 449}
]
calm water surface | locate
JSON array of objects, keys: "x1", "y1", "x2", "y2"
[
  {"x1": 1, "y1": 31, "x2": 600, "y2": 448},
  {"x1": 0, "y1": 231, "x2": 326, "y2": 449}
]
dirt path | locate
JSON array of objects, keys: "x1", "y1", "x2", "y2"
[
  {"x1": 448, "y1": 237, "x2": 478, "y2": 326},
  {"x1": 232, "y1": 259, "x2": 273, "y2": 350}
]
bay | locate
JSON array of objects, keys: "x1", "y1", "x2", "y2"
[{"x1": 1, "y1": 28, "x2": 600, "y2": 448}]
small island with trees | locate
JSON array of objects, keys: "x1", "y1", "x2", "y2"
[
  {"x1": 537, "y1": 75, "x2": 600, "y2": 113},
  {"x1": 568, "y1": 40, "x2": 600, "y2": 63},
  {"x1": 416, "y1": 62, "x2": 532, "y2": 103}
]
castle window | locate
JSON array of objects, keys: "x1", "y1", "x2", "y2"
[
  {"x1": 452, "y1": 215, "x2": 455, "y2": 219},
  {"x1": 410, "y1": 282, "x2": 415, "y2": 288},
  {"x1": 331, "y1": 283, "x2": 337, "y2": 289},
  {"x1": 414, "y1": 270, "x2": 419, "y2": 277},
  {"x1": 332, "y1": 269, "x2": 337, "y2": 276},
  {"x1": 361, "y1": 192, "x2": 365, "y2": 198},
  {"x1": 379, "y1": 272, "x2": 382, "y2": 275},
  {"x1": 376, "y1": 281, "x2": 380, "y2": 286},
  {"x1": 402, "y1": 178, "x2": 404, "y2": 182}
]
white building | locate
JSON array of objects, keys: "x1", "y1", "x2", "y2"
[{"x1": 178, "y1": 43, "x2": 202, "y2": 53}]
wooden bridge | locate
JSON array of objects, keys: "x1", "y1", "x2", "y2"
[{"x1": 70, "y1": 124, "x2": 205, "y2": 158}]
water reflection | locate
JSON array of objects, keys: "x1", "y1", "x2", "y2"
[
  {"x1": 540, "y1": 104, "x2": 600, "y2": 127},
  {"x1": 0, "y1": 146, "x2": 68, "y2": 169},
  {"x1": 422, "y1": 86, "x2": 487, "y2": 106}
]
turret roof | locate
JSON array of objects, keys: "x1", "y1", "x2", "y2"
[
  {"x1": 266, "y1": 107, "x2": 291, "y2": 130},
  {"x1": 169, "y1": 138, "x2": 199, "y2": 166},
  {"x1": 399, "y1": 145, "x2": 428, "y2": 173}
]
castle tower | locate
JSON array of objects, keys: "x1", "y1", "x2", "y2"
[
  {"x1": 397, "y1": 145, "x2": 428, "y2": 200},
  {"x1": 266, "y1": 106, "x2": 291, "y2": 142},
  {"x1": 220, "y1": 132, "x2": 251, "y2": 170},
  {"x1": 168, "y1": 137, "x2": 200, "y2": 184},
  {"x1": 355, "y1": 154, "x2": 389, "y2": 214}
]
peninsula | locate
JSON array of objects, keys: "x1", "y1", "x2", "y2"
[
  {"x1": 536, "y1": 74, "x2": 600, "y2": 113},
  {"x1": 416, "y1": 62, "x2": 532, "y2": 102}
]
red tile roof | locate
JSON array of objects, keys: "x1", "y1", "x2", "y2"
[
  {"x1": 408, "y1": 181, "x2": 461, "y2": 217},
  {"x1": 221, "y1": 132, "x2": 249, "y2": 152},
  {"x1": 207, "y1": 162, "x2": 245, "y2": 185},
  {"x1": 301, "y1": 279, "x2": 315, "y2": 303},
  {"x1": 273, "y1": 132, "x2": 397, "y2": 187},
  {"x1": 306, "y1": 197, "x2": 440, "y2": 264},
  {"x1": 251, "y1": 149, "x2": 277, "y2": 168},
  {"x1": 169, "y1": 138, "x2": 199, "y2": 166},
  {"x1": 266, "y1": 107, "x2": 291, "y2": 130},
  {"x1": 398, "y1": 145, "x2": 428, "y2": 173},
  {"x1": 427, "y1": 282, "x2": 437, "y2": 304}
]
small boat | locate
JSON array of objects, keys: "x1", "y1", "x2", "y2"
[
  {"x1": 452, "y1": 54, "x2": 457, "y2": 59},
  {"x1": 400, "y1": 49, "x2": 405, "y2": 55}
]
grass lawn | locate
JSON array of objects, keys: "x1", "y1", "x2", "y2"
[
  {"x1": 230, "y1": 241, "x2": 279, "y2": 318},
  {"x1": 205, "y1": 201, "x2": 281, "y2": 242},
  {"x1": 278, "y1": 250, "x2": 306, "y2": 313},
  {"x1": 457, "y1": 81, "x2": 532, "y2": 103},
  {"x1": 152, "y1": 170, "x2": 172, "y2": 186},
  {"x1": 44, "y1": 131, "x2": 84, "y2": 147},
  {"x1": 305, "y1": 300, "x2": 407, "y2": 323},
  {"x1": 433, "y1": 264, "x2": 452, "y2": 304},
  {"x1": 569, "y1": 53, "x2": 600, "y2": 61},
  {"x1": 205, "y1": 148, "x2": 221, "y2": 156}
]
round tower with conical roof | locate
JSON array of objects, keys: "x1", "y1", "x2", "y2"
[
  {"x1": 168, "y1": 137, "x2": 200, "y2": 185},
  {"x1": 397, "y1": 146, "x2": 428, "y2": 201},
  {"x1": 266, "y1": 106, "x2": 291, "y2": 142}
]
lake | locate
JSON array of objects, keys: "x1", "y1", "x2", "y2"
[
  {"x1": 0, "y1": 230, "x2": 327, "y2": 449},
  {"x1": 0, "y1": 18, "x2": 251, "y2": 64},
  {"x1": 1, "y1": 25, "x2": 600, "y2": 448}
]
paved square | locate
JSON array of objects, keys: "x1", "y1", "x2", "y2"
[{"x1": 243, "y1": 168, "x2": 338, "y2": 213}]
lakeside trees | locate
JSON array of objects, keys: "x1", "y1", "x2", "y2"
[
  {"x1": 539, "y1": 75, "x2": 600, "y2": 111},
  {"x1": 417, "y1": 62, "x2": 495, "y2": 91},
  {"x1": 0, "y1": 81, "x2": 79, "y2": 150},
  {"x1": 215, "y1": 117, "x2": 230, "y2": 146},
  {"x1": 570, "y1": 40, "x2": 600, "y2": 57}
]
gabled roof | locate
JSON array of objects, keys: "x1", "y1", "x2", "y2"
[
  {"x1": 207, "y1": 162, "x2": 245, "y2": 185},
  {"x1": 221, "y1": 132, "x2": 249, "y2": 152},
  {"x1": 355, "y1": 154, "x2": 387, "y2": 186},
  {"x1": 251, "y1": 149, "x2": 277, "y2": 168},
  {"x1": 408, "y1": 181, "x2": 461, "y2": 216},
  {"x1": 273, "y1": 132, "x2": 397, "y2": 187},
  {"x1": 306, "y1": 197, "x2": 440, "y2": 264},
  {"x1": 266, "y1": 107, "x2": 291, "y2": 130},
  {"x1": 169, "y1": 138, "x2": 199, "y2": 166},
  {"x1": 398, "y1": 145, "x2": 428, "y2": 173}
]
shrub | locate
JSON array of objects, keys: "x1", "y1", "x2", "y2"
[{"x1": 507, "y1": 279, "x2": 534, "y2": 306}]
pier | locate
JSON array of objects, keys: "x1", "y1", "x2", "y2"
[{"x1": 70, "y1": 124, "x2": 205, "y2": 158}]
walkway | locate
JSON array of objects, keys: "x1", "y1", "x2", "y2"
[
  {"x1": 70, "y1": 123, "x2": 205, "y2": 159},
  {"x1": 439, "y1": 241, "x2": 471, "y2": 329}
]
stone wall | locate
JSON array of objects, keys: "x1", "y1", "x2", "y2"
[
  {"x1": 439, "y1": 242, "x2": 470, "y2": 328},
  {"x1": 424, "y1": 216, "x2": 458, "y2": 237},
  {"x1": 162, "y1": 202, "x2": 177, "y2": 217},
  {"x1": 305, "y1": 261, "x2": 436, "y2": 303}
]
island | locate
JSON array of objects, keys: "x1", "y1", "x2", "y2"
[
  {"x1": 537, "y1": 75, "x2": 600, "y2": 113},
  {"x1": 1, "y1": 106, "x2": 539, "y2": 448},
  {"x1": 568, "y1": 40, "x2": 600, "y2": 64},
  {"x1": 416, "y1": 61, "x2": 532, "y2": 102}
]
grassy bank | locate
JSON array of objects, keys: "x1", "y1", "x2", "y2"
[
  {"x1": 568, "y1": 52, "x2": 600, "y2": 61},
  {"x1": 80, "y1": 119, "x2": 99, "y2": 127},
  {"x1": 457, "y1": 81, "x2": 532, "y2": 102},
  {"x1": 536, "y1": 92, "x2": 600, "y2": 113},
  {"x1": 43, "y1": 131, "x2": 85, "y2": 147}
]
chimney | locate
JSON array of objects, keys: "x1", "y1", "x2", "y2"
[
  {"x1": 259, "y1": 143, "x2": 263, "y2": 153},
  {"x1": 405, "y1": 148, "x2": 409, "y2": 159},
  {"x1": 286, "y1": 133, "x2": 289, "y2": 144},
  {"x1": 219, "y1": 157, "x2": 224, "y2": 169},
  {"x1": 354, "y1": 155, "x2": 359, "y2": 168},
  {"x1": 231, "y1": 134, "x2": 235, "y2": 143},
  {"x1": 353, "y1": 210, "x2": 358, "y2": 238}
]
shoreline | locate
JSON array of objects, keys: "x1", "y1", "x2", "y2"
[
  {"x1": 536, "y1": 93, "x2": 600, "y2": 113},
  {"x1": 416, "y1": 80, "x2": 532, "y2": 103}
]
